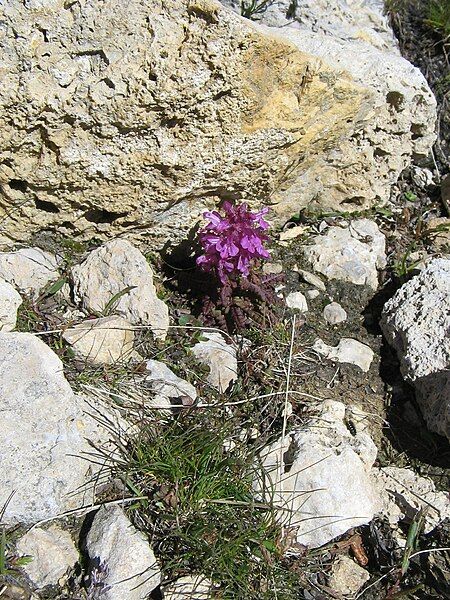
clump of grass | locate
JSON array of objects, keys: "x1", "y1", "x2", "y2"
[
  {"x1": 424, "y1": 0, "x2": 450, "y2": 37},
  {"x1": 241, "y1": 0, "x2": 274, "y2": 20},
  {"x1": 114, "y1": 411, "x2": 300, "y2": 598}
]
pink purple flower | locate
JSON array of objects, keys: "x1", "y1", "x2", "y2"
[{"x1": 196, "y1": 201, "x2": 270, "y2": 283}]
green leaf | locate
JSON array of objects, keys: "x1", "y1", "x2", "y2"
[
  {"x1": 178, "y1": 314, "x2": 193, "y2": 326},
  {"x1": 45, "y1": 277, "x2": 67, "y2": 296},
  {"x1": 102, "y1": 286, "x2": 136, "y2": 316}
]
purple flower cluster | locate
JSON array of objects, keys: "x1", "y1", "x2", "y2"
[{"x1": 196, "y1": 201, "x2": 270, "y2": 283}]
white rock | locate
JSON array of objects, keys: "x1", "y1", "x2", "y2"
[
  {"x1": 313, "y1": 338, "x2": 374, "y2": 372},
  {"x1": 323, "y1": 302, "x2": 347, "y2": 325},
  {"x1": 305, "y1": 289, "x2": 320, "y2": 300},
  {"x1": 296, "y1": 269, "x2": 326, "y2": 292},
  {"x1": 285, "y1": 291, "x2": 308, "y2": 312},
  {"x1": 0, "y1": 248, "x2": 59, "y2": 297},
  {"x1": 304, "y1": 220, "x2": 386, "y2": 290},
  {"x1": 0, "y1": 278, "x2": 22, "y2": 331},
  {"x1": 86, "y1": 505, "x2": 161, "y2": 600},
  {"x1": 0, "y1": 333, "x2": 102, "y2": 523},
  {"x1": 145, "y1": 359, "x2": 197, "y2": 404},
  {"x1": 191, "y1": 332, "x2": 237, "y2": 393},
  {"x1": 372, "y1": 466, "x2": 450, "y2": 534},
  {"x1": 380, "y1": 258, "x2": 450, "y2": 439},
  {"x1": 329, "y1": 555, "x2": 369, "y2": 596},
  {"x1": 411, "y1": 166, "x2": 435, "y2": 188},
  {"x1": 63, "y1": 316, "x2": 135, "y2": 365},
  {"x1": 164, "y1": 575, "x2": 213, "y2": 599},
  {"x1": 15, "y1": 525, "x2": 78, "y2": 589},
  {"x1": 255, "y1": 400, "x2": 379, "y2": 548},
  {"x1": 72, "y1": 240, "x2": 169, "y2": 339}
]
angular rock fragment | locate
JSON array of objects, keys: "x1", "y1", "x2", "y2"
[
  {"x1": 16, "y1": 525, "x2": 78, "y2": 589},
  {"x1": 163, "y1": 575, "x2": 213, "y2": 599},
  {"x1": 0, "y1": 333, "x2": 101, "y2": 523},
  {"x1": 255, "y1": 400, "x2": 379, "y2": 548},
  {"x1": 323, "y1": 301, "x2": 347, "y2": 325},
  {"x1": 285, "y1": 291, "x2": 308, "y2": 312},
  {"x1": 0, "y1": 248, "x2": 59, "y2": 297},
  {"x1": 145, "y1": 359, "x2": 197, "y2": 405},
  {"x1": 72, "y1": 240, "x2": 169, "y2": 339},
  {"x1": 63, "y1": 316, "x2": 135, "y2": 365},
  {"x1": 313, "y1": 338, "x2": 374, "y2": 372},
  {"x1": 304, "y1": 220, "x2": 386, "y2": 290},
  {"x1": 372, "y1": 466, "x2": 450, "y2": 534},
  {"x1": 86, "y1": 505, "x2": 161, "y2": 600},
  {"x1": 381, "y1": 258, "x2": 450, "y2": 439},
  {"x1": 191, "y1": 332, "x2": 237, "y2": 393}
]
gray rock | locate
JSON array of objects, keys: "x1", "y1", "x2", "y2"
[
  {"x1": 145, "y1": 359, "x2": 197, "y2": 404},
  {"x1": 255, "y1": 400, "x2": 379, "y2": 548},
  {"x1": 191, "y1": 332, "x2": 237, "y2": 393},
  {"x1": 0, "y1": 278, "x2": 22, "y2": 331},
  {"x1": 163, "y1": 576, "x2": 213, "y2": 599},
  {"x1": 15, "y1": 525, "x2": 78, "y2": 589},
  {"x1": 329, "y1": 555, "x2": 369, "y2": 596},
  {"x1": 0, "y1": 333, "x2": 100, "y2": 523},
  {"x1": 372, "y1": 466, "x2": 450, "y2": 534},
  {"x1": 86, "y1": 505, "x2": 160, "y2": 600},
  {"x1": 313, "y1": 338, "x2": 374, "y2": 372},
  {"x1": 304, "y1": 219, "x2": 386, "y2": 289},
  {"x1": 285, "y1": 291, "x2": 309, "y2": 312},
  {"x1": 0, "y1": 248, "x2": 59, "y2": 297},
  {"x1": 380, "y1": 258, "x2": 450, "y2": 439},
  {"x1": 63, "y1": 316, "x2": 135, "y2": 365},
  {"x1": 72, "y1": 240, "x2": 169, "y2": 339},
  {"x1": 323, "y1": 301, "x2": 347, "y2": 325}
]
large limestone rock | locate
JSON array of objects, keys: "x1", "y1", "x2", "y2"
[
  {"x1": 255, "y1": 400, "x2": 379, "y2": 548},
  {"x1": 86, "y1": 505, "x2": 161, "y2": 600},
  {"x1": 71, "y1": 240, "x2": 169, "y2": 339},
  {"x1": 381, "y1": 258, "x2": 450, "y2": 440},
  {"x1": 0, "y1": 0, "x2": 435, "y2": 248},
  {"x1": 222, "y1": 0, "x2": 436, "y2": 219},
  {"x1": 0, "y1": 333, "x2": 103, "y2": 524}
]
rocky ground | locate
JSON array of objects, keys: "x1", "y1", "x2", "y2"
[{"x1": 0, "y1": 1, "x2": 449, "y2": 600}]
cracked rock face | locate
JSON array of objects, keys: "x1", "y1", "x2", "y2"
[{"x1": 0, "y1": 0, "x2": 434, "y2": 248}]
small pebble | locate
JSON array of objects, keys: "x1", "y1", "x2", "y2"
[
  {"x1": 323, "y1": 302, "x2": 347, "y2": 324},
  {"x1": 263, "y1": 262, "x2": 283, "y2": 275},
  {"x1": 286, "y1": 291, "x2": 308, "y2": 312},
  {"x1": 305, "y1": 289, "x2": 320, "y2": 300}
]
